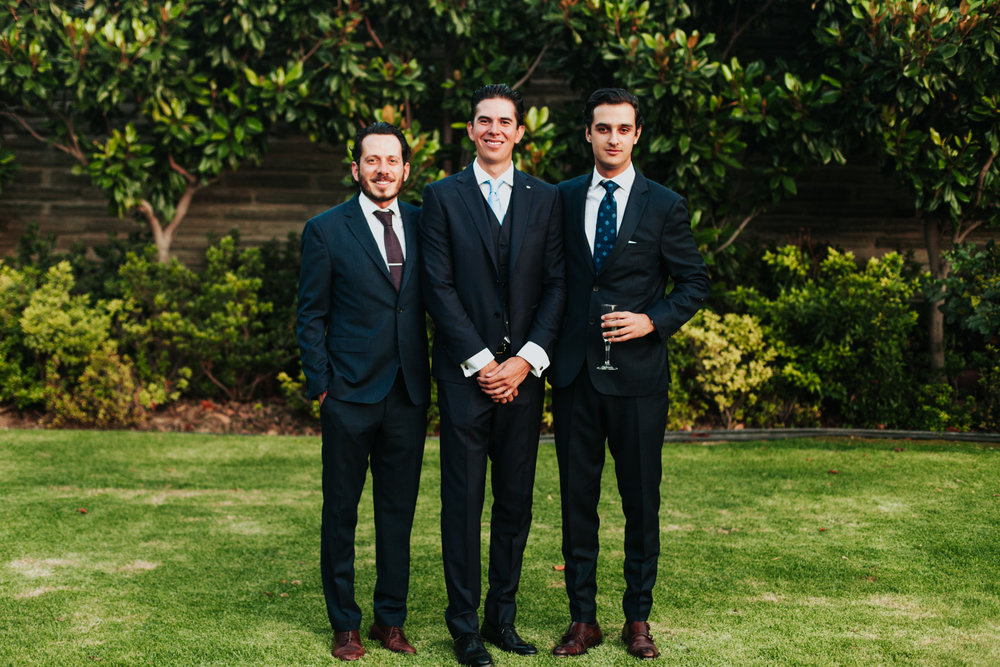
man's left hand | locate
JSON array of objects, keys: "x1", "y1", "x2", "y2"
[
  {"x1": 601, "y1": 310, "x2": 655, "y2": 342},
  {"x1": 477, "y1": 356, "x2": 531, "y2": 403}
]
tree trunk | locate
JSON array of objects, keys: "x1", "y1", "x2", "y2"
[{"x1": 923, "y1": 215, "x2": 945, "y2": 374}]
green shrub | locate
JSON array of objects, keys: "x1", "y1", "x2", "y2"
[
  {"x1": 732, "y1": 246, "x2": 923, "y2": 428},
  {"x1": 9, "y1": 261, "x2": 163, "y2": 427},
  {"x1": 0, "y1": 262, "x2": 44, "y2": 408},
  {"x1": 671, "y1": 310, "x2": 779, "y2": 429}
]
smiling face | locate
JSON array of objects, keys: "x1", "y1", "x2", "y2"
[
  {"x1": 351, "y1": 133, "x2": 410, "y2": 207},
  {"x1": 586, "y1": 103, "x2": 642, "y2": 179},
  {"x1": 467, "y1": 97, "x2": 526, "y2": 177}
]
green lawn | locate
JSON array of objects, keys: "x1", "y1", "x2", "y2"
[{"x1": 1, "y1": 430, "x2": 998, "y2": 666}]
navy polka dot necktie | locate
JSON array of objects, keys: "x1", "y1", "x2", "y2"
[{"x1": 594, "y1": 180, "x2": 619, "y2": 273}]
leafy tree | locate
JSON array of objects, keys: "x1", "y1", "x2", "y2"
[
  {"x1": 538, "y1": 0, "x2": 846, "y2": 265},
  {"x1": 0, "y1": 0, "x2": 423, "y2": 262},
  {"x1": 815, "y1": 0, "x2": 1000, "y2": 371}
]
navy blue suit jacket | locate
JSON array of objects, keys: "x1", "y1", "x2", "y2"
[
  {"x1": 419, "y1": 164, "x2": 566, "y2": 383},
  {"x1": 296, "y1": 194, "x2": 429, "y2": 405},
  {"x1": 549, "y1": 170, "x2": 710, "y2": 396}
]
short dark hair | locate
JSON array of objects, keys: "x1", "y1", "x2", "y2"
[
  {"x1": 583, "y1": 88, "x2": 643, "y2": 130},
  {"x1": 470, "y1": 84, "x2": 525, "y2": 127},
  {"x1": 351, "y1": 122, "x2": 411, "y2": 164}
]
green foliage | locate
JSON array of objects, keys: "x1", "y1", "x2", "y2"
[
  {"x1": 732, "y1": 246, "x2": 925, "y2": 428},
  {"x1": 4, "y1": 260, "x2": 161, "y2": 426},
  {"x1": 671, "y1": 310, "x2": 779, "y2": 428},
  {"x1": 940, "y1": 241, "x2": 1000, "y2": 341},
  {"x1": 978, "y1": 345, "x2": 1000, "y2": 431},
  {"x1": 115, "y1": 235, "x2": 294, "y2": 402},
  {"x1": 0, "y1": 137, "x2": 16, "y2": 193},
  {"x1": 815, "y1": 0, "x2": 1000, "y2": 236},
  {"x1": 0, "y1": 260, "x2": 43, "y2": 408}
]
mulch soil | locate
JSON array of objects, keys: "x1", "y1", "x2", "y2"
[{"x1": 0, "y1": 400, "x2": 320, "y2": 437}]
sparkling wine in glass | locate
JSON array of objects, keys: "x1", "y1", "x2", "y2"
[{"x1": 597, "y1": 303, "x2": 618, "y2": 371}]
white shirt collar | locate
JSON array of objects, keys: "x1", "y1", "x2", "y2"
[
  {"x1": 473, "y1": 160, "x2": 515, "y2": 188},
  {"x1": 590, "y1": 162, "x2": 636, "y2": 194},
  {"x1": 358, "y1": 191, "x2": 401, "y2": 221}
]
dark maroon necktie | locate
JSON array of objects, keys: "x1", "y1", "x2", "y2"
[{"x1": 373, "y1": 209, "x2": 403, "y2": 291}]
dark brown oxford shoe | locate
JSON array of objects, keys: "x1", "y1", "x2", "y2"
[
  {"x1": 368, "y1": 623, "x2": 417, "y2": 654},
  {"x1": 332, "y1": 629, "x2": 364, "y2": 661},
  {"x1": 622, "y1": 621, "x2": 659, "y2": 659},
  {"x1": 552, "y1": 621, "x2": 603, "y2": 657}
]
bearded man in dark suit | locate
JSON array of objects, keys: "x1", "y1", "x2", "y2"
[
  {"x1": 548, "y1": 88, "x2": 710, "y2": 660},
  {"x1": 296, "y1": 122, "x2": 429, "y2": 661}
]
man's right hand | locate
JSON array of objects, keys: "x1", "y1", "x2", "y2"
[
  {"x1": 318, "y1": 391, "x2": 327, "y2": 405},
  {"x1": 477, "y1": 360, "x2": 520, "y2": 404}
]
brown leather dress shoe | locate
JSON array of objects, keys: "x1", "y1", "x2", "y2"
[
  {"x1": 368, "y1": 623, "x2": 417, "y2": 654},
  {"x1": 622, "y1": 621, "x2": 659, "y2": 659},
  {"x1": 332, "y1": 629, "x2": 364, "y2": 661},
  {"x1": 552, "y1": 621, "x2": 603, "y2": 657}
]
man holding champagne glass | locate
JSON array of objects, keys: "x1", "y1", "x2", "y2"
[{"x1": 548, "y1": 88, "x2": 710, "y2": 660}]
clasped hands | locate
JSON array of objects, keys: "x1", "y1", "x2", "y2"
[{"x1": 477, "y1": 357, "x2": 531, "y2": 404}]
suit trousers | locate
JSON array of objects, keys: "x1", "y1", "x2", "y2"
[
  {"x1": 320, "y1": 371, "x2": 427, "y2": 631},
  {"x1": 552, "y1": 367, "x2": 668, "y2": 623},
  {"x1": 437, "y1": 374, "x2": 544, "y2": 637}
]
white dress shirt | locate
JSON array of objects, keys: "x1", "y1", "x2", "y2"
[
  {"x1": 585, "y1": 163, "x2": 636, "y2": 255},
  {"x1": 473, "y1": 160, "x2": 514, "y2": 223},
  {"x1": 460, "y1": 160, "x2": 549, "y2": 378},
  {"x1": 358, "y1": 192, "x2": 406, "y2": 267}
]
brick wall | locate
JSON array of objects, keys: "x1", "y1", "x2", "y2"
[{"x1": 1, "y1": 128, "x2": 996, "y2": 268}]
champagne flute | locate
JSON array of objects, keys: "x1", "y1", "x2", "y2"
[{"x1": 597, "y1": 303, "x2": 618, "y2": 371}]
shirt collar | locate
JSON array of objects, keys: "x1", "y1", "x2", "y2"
[
  {"x1": 473, "y1": 160, "x2": 515, "y2": 188},
  {"x1": 590, "y1": 162, "x2": 636, "y2": 194},
  {"x1": 358, "y1": 191, "x2": 401, "y2": 222}
]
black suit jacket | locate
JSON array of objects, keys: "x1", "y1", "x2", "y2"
[
  {"x1": 420, "y1": 164, "x2": 566, "y2": 383},
  {"x1": 296, "y1": 194, "x2": 429, "y2": 405},
  {"x1": 549, "y1": 170, "x2": 710, "y2": 396}
]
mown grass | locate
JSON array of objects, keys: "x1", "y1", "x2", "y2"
[{"x1": 1, "y1": 429, "x2": 998, "y2": 665}]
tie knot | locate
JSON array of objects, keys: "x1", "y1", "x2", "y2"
[
  {"x1": 601, "y1": 180, "x2": 619, "y2": 195},
  {"x1": 374, "y1": 209, "x2": 393, "y2": 228}
]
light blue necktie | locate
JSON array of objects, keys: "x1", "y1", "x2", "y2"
[
  {"x1": 594, "y1": 180, "x2": 619, "y2": 272},
  {"x1": 486, "y1": 178, "x2": 503, "y2": 224}
]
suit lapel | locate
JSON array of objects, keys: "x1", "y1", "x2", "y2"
[
  {"x1": 399, "y1": 204, "x2": 418, "y2": 294},
  {"x1": 604, "y1": 170, "x2": 649, "y2": 272},
  {"x1": 344, "y1": 195, "x2": 394, "y2": 288},
  {"x1": 456, "y1": 164, "x2": 499, "y2": 271},
  {"x1": 566, "y1": 174, "x2": 594, "y2": 276},
  {"x1": 509, "y1": 170, "x2": 530, "y2": 272}
]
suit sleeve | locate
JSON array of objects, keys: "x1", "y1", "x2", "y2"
[
  {"x1": 295, "y1": 218, "x2": 332, "y2": 399},
  {"x1": 646, "y1": 196, "x2": 710, "y2": 340},
  {"x1": 419, "y1": 183, "x2": 491, "y2": 364},
  {"x1": 524, "y1": 189, "x2": 567, "y2": 355}
]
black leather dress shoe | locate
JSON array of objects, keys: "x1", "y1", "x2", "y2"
[
  {"x1": 454, "y1": 633, "x2": 494, "y2": 666},
  {"x1": 481, "y1": 620, "x2": 538, "y2": 655}
]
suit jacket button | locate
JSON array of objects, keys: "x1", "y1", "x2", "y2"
[
  {"x1": 398, "y1": 307, "x2": 404, "y2": 313},
  {"x1": 592, "y1": 286, "x2": 600, "y2": 292}
]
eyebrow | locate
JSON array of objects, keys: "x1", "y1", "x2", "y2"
[{"x1": 477, "y1": 114, "x2": 514, "y2": 123}]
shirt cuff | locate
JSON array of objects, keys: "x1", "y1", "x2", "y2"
[
  {"x1": 461, "y1": 348, "x2": 495, "y2": 377},
  {"x1": 516, "y1": 341, "x2": 549, "y2": 377}
]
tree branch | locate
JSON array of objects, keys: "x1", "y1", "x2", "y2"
[
  {"x1": 512, "y1": 39, "x2": 553, "y2": 91},
  {"x1": 363, "y1": 14, "x2": 384, "y2": 50},
  {"x1": 713, "y1": 210, "x2": 758, "y2": 254},
  {"x1": 168, "y1": 153, "x2": 198, "y2": 184},
  {"x1": 954, "y1": 219, "x2": 983, "y2": 245},
  {"x1": 973, "y1": 151, "x2": 996, "y2": 208},
  {"x1": 722, "y1": 0, "x2": 776, "y2": 61},
  {"x1": 2, "y1": 110, "x2": 88, "y2": 165}
]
